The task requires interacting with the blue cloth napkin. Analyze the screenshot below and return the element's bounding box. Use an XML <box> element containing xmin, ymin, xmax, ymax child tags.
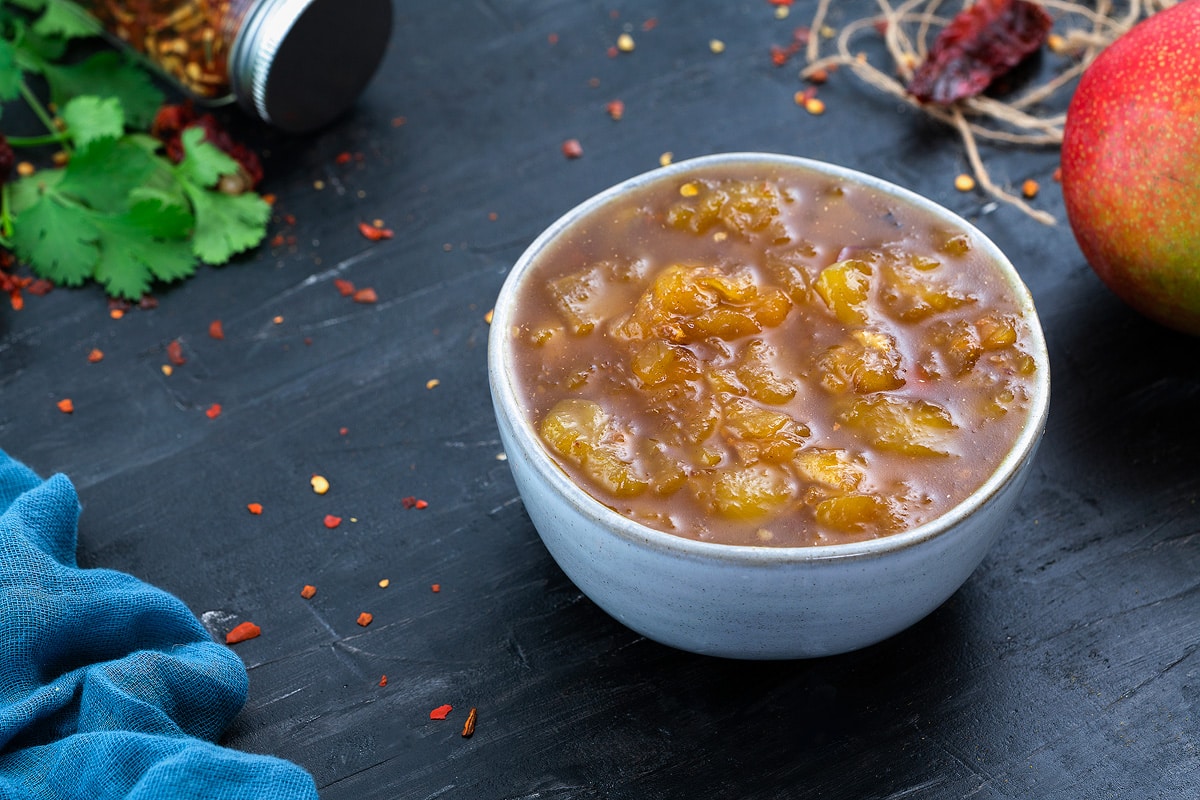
<box><xmin>0</xmin><ymin>450</ymin><xmax>318</xmax><ymax>799</ymax></box>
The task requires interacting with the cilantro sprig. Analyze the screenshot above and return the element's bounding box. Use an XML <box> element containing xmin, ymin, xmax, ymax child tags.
<box><xmin>0</xmin><ymin>0</ymin><xmax>271</xmax><ymax>300</ymax></box>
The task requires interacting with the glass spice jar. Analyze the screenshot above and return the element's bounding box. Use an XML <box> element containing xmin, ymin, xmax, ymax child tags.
<box><xmin>76</xmin><ymin>0</ymin><xmax>393</xmax><ymax>132</ymax></box>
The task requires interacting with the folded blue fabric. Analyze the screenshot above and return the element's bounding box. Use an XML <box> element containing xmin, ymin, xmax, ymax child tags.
<box><xmin>0</xmin><ymin>450</ymin><xmax>318</xmax><ymax>799</ymax></box>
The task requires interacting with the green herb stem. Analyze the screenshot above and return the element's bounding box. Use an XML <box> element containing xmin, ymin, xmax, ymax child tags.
<box><xmin>7</xmin><ymin>132</ymin><xmax>70</xmax><ymax>148</ymax></box>
<box><xmin>18</xmin><ymin>81</ymin><xmax>72</xmax><ymax>154</ymax></box>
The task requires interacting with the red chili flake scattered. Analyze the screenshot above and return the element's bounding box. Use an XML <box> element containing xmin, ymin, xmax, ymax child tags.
<box><xmin>56</xmin><ymin>398</ymin><xmax>74</xmax><ymax>414</ymax></box>
<box><xmin>166</xmin><ymin>339</ymin><xmax>186</xmax><ymax>366</ymax></box>
<box><xmin>300</xmin><ymin>584</ymin><xmax>317</xmax><ymax>599</ymax></box>
<box><xmin>353</xmin><ymin>288</ymin><xmax>378</xmax><ymax>304</ymax></box>
<box><xmin>26</xmin><ymin>279</ymin><xmax>51</xmax><ymax>296</ymax></box>
<box><xmin>429</xmin><ymin>704</ymin><xmax>453</xmax><ymax>720</ymax></box>
<box><xmin>247</xmin><ymin>502</ymin><xmax>263</xmax><ymax>515</ymax></box>
<box><xmin>431</xmin><ymin>583</ymin><xmax>441</xmax><ymax>593</ymax></box>
<box><xmin>334</xmin><ymin>278</ymin><xmax>356</xmax><ymax>296</ymax></box>
<box><xmin>357</xmin><ymin>612</ymin><xmax>373</xmax><ymax>627</ymax></box>
<box><xmin>323</xmin><ymin>514</ymin><xmax>343</xmax><ymax>529</ymax></box>
<box><xmin>606</xmin><ymin>45</ymin><xmax>618</xmax><ymax>58</ymax></box>
<box><xmin>768</xmin><ymin>0</ymin><xmax>794</xmax><ymax>6</ymax></box>
<box><xmin>392</xmin><ymin>116</ymin><xmax>407</xmax><ymax>127</ymax></box>
<box><xmin>641</xmin><ymin>17</ymin><xmax>658</xmax><ymax>31</ymax></box>
<box><xmin>270</xmin><ymin>233</ymin><xmax>286</xmax><ymax>248</ymax></box>
<box><xmin>461</xmin><ymin>707</ymin><xmax>477</xmax><ymax>738</ymax></box>
<box><xmin>379</xmin><ymin>675</ymin><xmax>388</xmax><ymax>687</ymax></box>
<box><xmin>152</xmin><ymin>102</ymin><xmax>263</xmax><ymax>189</ymax></box>
<box><xmin>487</xmin><ymin>211</ymin><xmax>498</xmax><ymax>221</ymax></box>
<box><xmin>209</xmin><ymin>319</ymin><xmax>225</xmax><ymax>340</ymax></box>
<box><xmin>906</xmin><ymin>0</ymin><xmax>1053</xmax><ymax>105</ymax></box>
<box><xmin>561</xmin><ymin>139</ymin><xmax>583</xmax><ymax>159</ymax></box>
<box><xmin>205</xmin><ymin>403</ymin><xmax>222</xmax><ymax>419</ymax></box>
<box><xmin>139</xmin><ymin>295</ymin><xmax>159</xmax><ymax>310</ymax></box>
<box><xmin>335</xmin><ymin>151</ymin><xmax>352</xmax><ymax>165</ymax></box>
<box><xmin>339</xmin><ymin>427</ymin><xmax>349</xmax><ymax>436</ymax></box>
<box><xmin>415</xmin><ymin>499</ymin><xmax>429</xmax><ymax>510</ymax></box>
<box><xmin>770</xmin><ymin>26</ymin><xmax>810</xmax><ymax>67</ymax></box>
<box><xmin>86</xmin><ymin>348</ymin><xmax>104</xmax><ymax>363</ymax></box>
<box><xmin>605</xmin><ymin>99</ymin><xmax>625</xmax><ymax>121</ymax></box>
<box><xmin>358</xmin><ymin>222</ymin><xmax>394</xmax><ymax>241</ymax></box>
<box><xmin>225</xmin><ymin>621</ymin><xmax>261</xmax><ymax>644</ymax></box>
<box><xmin>547</xmin><ymin>32</ymin><xmax>558</xmax><ymax>45</ymax></box>
<box><xmin>401</xmin><ymin>496</ymin><xmax>418</xmax><ymax>509</ymax></box>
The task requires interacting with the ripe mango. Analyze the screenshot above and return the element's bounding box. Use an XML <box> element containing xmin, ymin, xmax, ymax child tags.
<box><xmin>1060</xmin><ymin>1</ymin><xmax>1200</xmax><ymax>335</ymax></box>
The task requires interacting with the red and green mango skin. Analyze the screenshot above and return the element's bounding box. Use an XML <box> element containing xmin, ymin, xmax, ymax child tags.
<box><xmin>1061</xmin><ymin>0</ymin><xmax>1200</xmax><ymax>335</ymax></box>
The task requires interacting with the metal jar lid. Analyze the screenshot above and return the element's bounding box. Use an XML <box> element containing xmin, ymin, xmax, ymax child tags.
<box><xmin>230</xmin><ymin>0</ymin><xmax>393</xmax><ymax>133</ymax></box>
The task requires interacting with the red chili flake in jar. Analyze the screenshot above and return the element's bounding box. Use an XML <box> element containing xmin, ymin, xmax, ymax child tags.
<box><xmin>166</xmin><ymin>339</ymin><xmax>186</xmax><ymax>366</ymax></box>
<box><xmin>356</xmin><ymin>612</ymin><xmax>373</xmax><ymax>627</ymax></box>
<box><xmin>209</xmin><ymin>320</ymin><xmax>225</xmax><ymax>340</ymax></box>
<box><xmin>561</xmin><ymin>139</ymin><xmax>583</xmax><ymax>159</ymax></box>
<box><xmin>353</xmin><ymin>288</ymin><xmax>378</xmax><ymax>304</ymax></box>
<box><xmin>300</xmin><ymin>584</ymin><xmax>317</xmax><ymax>599</ymax></box>
<box><xmin>605</xmin><ymin>99</ymin><xmax>625</xmax><ymax>120</ymax></box>
<box><xmin>205</xmin><ymin>403</ymin><xmax>222</xmax><ymax>419</ymax></box>
<box><xmin>358</xmin><ymin>222</ymin><xmax>394</xmax><ymax>241</ymax></box>
<box><xmin>324</xmin><ymin>514</ymin><xmax>342</xmax><ymax>529</ymax></box>
<box><xmin>429</xmin><ymin>704</ymin><xmax>452</xmax><ymax>720</ymax></box>
<box><xmin>225</xmin><ymin>621</ymin><xmax>261</xmax><ymax>644</ymax></box>
<box><xmin>334</xmin><ymin>278</ymin><xmax>356</xmax><ymax>296</ymax></box>
<box><xmin>56</xmin><ymin>398</ymin><xmax>74</xmax><ymax>414</ymax></box>
<box><xmin>87</xmin><ymin>348</ymin><xmax>104</xmax><ymax>363</ymax></box>
<box><xmin>247</xmin><ymin>502</ymin><xmax>263</xmax><ymax>515</ymax></box>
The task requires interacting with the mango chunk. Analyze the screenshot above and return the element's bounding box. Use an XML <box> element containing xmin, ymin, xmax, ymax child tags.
<box><xmin>840</xmin><ymin>395</ymin><xmax>957</xmax><ymax>456</ymax></box>
<box><xmin>710</xmin><ymin>465</ymin><xmax>793</xmax><ymax>520</ymax></box>
<box><xmin>540</xmin><ymin>399</ymin><xmax>649</xmax><ymax>496</ymax></box>
<box><xmin>815</xmin><ymin>259</ymin><xmax>873</xmax><ymax>325</ymax></box>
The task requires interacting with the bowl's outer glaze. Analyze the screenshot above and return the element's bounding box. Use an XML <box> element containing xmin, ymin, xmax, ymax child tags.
<box><xmin>489</xmin><ymin>152</ymin><xmax>1051</xmax><ymax>660</ymax></box>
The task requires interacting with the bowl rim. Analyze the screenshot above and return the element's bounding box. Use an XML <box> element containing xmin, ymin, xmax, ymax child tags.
<box><xmin>488</xmin><ymin>151</ymin><xmax>1051</xmax><ymax>565</ymax></box>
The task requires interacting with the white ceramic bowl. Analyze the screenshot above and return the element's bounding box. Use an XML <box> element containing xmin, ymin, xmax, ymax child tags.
<box><xmin>488</xmin><ymin>153</ymin><xmax>1050</xmax><ymax>659</ymax></box>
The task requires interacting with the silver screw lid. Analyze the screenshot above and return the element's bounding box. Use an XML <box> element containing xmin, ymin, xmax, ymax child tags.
<box><xmin>231</xmin><ymin>0</ymin><xmax>393</xmax><ymax>133</ymax></box>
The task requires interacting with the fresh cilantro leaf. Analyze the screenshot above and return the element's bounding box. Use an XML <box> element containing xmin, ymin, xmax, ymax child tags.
<box><xmin>43</xmin><ymin>52</ymin><xmax>163</xmax><ymax>128</ymax></box>
<box><xmin>182</xmin><ymin>183</ymin><xmax>271</xmax><ymax>265</ymax></box>
<box><xmin>0</xmin><ymin>38</ymin><xmax>21</xmax><ymax>102</ymax></box>
<box><xmin>92</xmin><ymin>210</ymin><xmax>196</xmax><ymax>299</ymax></box>
<box><xmin>175</xmin><ymin>127</ymin><xmax>239</xmax><ymax>187</ymax></box>
<box><xmin>127</xmin><ymin>188</ymin><xmax>195</xmax><ymax>238</ymax></box>
<box><xmin>57</xmin><ymin>136</ymin><xmax>165</xmax><ymax>211</ymax></box>
<box><xmin>9</xmin><ymin>191</ymin><xmax>99</xmax><ymax>286</ymax></box>
<box><xmin>31</xmin><ymin>0</ymin><xmax>99</xmax><ymax>40</ymax></box>
<box><xmin>7</xmin><ymin>167</ymin><xmax>64</xmax><ymax>214</ymax></box>
<box><xmin>61</xmin><ymin>94</ymin><xmax>123</xmax><ymax>150</ymax></box>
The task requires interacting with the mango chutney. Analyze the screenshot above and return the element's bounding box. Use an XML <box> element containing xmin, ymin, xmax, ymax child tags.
<box><xmin>507</xmin><ymin>162</ymin><xmax>1039</xmax><ymax>547</ymax></box>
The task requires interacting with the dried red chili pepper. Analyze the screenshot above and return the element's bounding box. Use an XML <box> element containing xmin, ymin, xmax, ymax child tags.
<box><xmin>225</xmin><ymin>621</ymin><xmax>261</xmax><ymax>644</ymax></box>
<box><xmin>429</xmin><ymin>704</ymin><xmax>452</xmax><ymax>720</ymax></box>
<box><xmin>907</xmin><ymin>0</ymin><xmax>1053</xmax><ymax>105</ymax></box>
<box><xmin>153</xmin><ymin>102</ymin><xmax>264</xmax><ymax>189</ymax></box>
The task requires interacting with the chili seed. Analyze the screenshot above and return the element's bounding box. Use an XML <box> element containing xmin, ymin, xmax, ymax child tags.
<box><xmin>954</xmin><ymin>173</ymin><xmax>977</xmax><ymax>192</ymax></box>
<box><xmin>311</xmin><ymin>475</ymin><xmax>330</xmax><ymax>495</ymax></box>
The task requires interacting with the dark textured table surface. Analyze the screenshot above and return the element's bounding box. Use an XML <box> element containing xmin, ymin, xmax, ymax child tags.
<box><xmin>3</xmin><ymin>2</ymin><xmax>1198</xmax><ymax>798</ymax></box>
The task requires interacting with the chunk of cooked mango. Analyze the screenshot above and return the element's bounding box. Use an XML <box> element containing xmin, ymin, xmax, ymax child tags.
<box><xmin>540</xmin><ymin>399</ymin><xmax>649</xmax><ymax>496</ymax></box>
<box><xmin>840</xmin><ymin>395</ymin><xmax>957</xmax><ymax>456</ymax></box>
<box><xmin>880</xmin><ymin>261</ymin><xmax>975</xmax><ymax>322</ymax></box>
<box><xmin>814</xmin><ymin>493</ymin><xmax>902</xmax><ymax>534</ymax></box>
<box><xmin>735</xmin><ymin>339</ymin><xmax>797</xmax><ymax>404</ymax></box>
<box><xmin>817</xmin><ymin>329</ymin><xmax>906</xmax><ymax>394</ymax></box>
<box><xmin>709</xmin><ymin>465</ymin><xmax>793</xmax><ymax>520</ymax></box>
<box><xmin>631</xmin><ymin>340</ymin><xmax>700</xmax><ymax>387</ymax></box>
<box><xmin>793</xmin><ymin>448</ymin><xmax>867</xmax><ymax>492</ymax></box>
<box><xmin>815</xmin><ymin>259</ymin><xmax>873</xmax><ymax>325</ymax></box>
